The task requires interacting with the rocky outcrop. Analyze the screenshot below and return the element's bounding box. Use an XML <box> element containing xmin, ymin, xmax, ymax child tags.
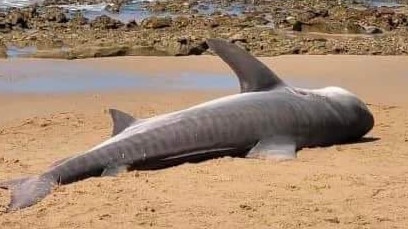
<box><xmin>90</xmin><ymin>15</ymin><xmax>124</xmax><ymax>30</ymax></box>
<box><xmin>4</xmin><ymin>9</ymin><xmax>30</xmax><ymax>29</ymax></box>
<box><xmin>155</xmin><ymin>38</ymin><xmax>208</xmax><ymax>56</ymax></box>
<box><xmin>31</xmin><ymin>45</ymin><xmax>130</xmax><ymax>59</ymax></box>
<box><xmin>42</xmin><ymin>7</ymin><xmax>68</xmax><ymax>23</ymax></box>
<box><xmin>1</xmin><ymin>0</ymin><xmax>408</xmax><ymax>58</ymax></box>
<box><xmin>0</xmin><ymin>20</ymin><xmax>12</xmax><ymax>33</ymax></box>
<box><xmin>141</xmin><ymin>16</ymin><xmax>172</xmax><ymax>29</ymax></box>
<box><xmin>293</xmin><ymin>18</ymin><xmax>366</xmax><ymax>34</ymax></box>
<box><xmin>29</xmin><ymin>40</ymin><xmax>210</xmax><ymax>59</ymax></box>
<box><xmin>69</xmin><ymin>12</ymin><xmax>89</xmax><ymax>26</ymax></box>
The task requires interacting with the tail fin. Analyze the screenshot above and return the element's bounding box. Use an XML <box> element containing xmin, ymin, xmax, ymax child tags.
<box><xmin>0</xmin><ymin>175</ymin><xmax>55</xmax><ymax>212</ymax></box>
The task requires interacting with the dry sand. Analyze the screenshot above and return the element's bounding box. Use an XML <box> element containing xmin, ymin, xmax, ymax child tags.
<box><xmin>0</xmin><ymin>55</ymin><xmax>407</xmax><ymax>228</ymax></box>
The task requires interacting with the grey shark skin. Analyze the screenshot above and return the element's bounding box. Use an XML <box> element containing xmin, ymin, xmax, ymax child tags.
<box><xmin>0</xmin><ymin>39</ymin><xmax>374</xmax><ymax>211</ymax></box>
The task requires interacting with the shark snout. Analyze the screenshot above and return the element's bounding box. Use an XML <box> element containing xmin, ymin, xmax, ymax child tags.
<box><xmin>353</xmin><ymin>102</ymin><xmax>375</xmax><ymax>138</ymax></box>
<box><xmin>361</xmin><ymin>106</ymin><xmax>374</xmax><ymax>134</ymax></box>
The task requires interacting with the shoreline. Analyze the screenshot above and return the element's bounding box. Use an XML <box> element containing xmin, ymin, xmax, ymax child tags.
<box><xmin>1</xmin><ymin>55</ymin><xmax>407</xmax><ymax>105</ymax></box>
<box><xmin>2</xmin><ymin>1</ymin><xmax>408</xmax><ymax>58</ymax></box>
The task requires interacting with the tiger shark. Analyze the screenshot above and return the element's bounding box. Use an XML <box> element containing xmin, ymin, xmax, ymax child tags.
<box><xmin>0</xmin><ymin>38</ymin><xmax>374</xmax><ymax>211</ymax></box>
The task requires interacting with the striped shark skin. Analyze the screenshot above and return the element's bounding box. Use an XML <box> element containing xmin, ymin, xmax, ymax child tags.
<box><xmin>0</xmin><ymin>38</ymin><xmax>374</xmax><ymax>211</ymax></box>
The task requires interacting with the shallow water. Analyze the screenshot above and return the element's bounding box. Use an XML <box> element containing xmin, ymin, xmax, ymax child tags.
<box><xmin>0</xmin><ymin>0</ymin><xmax>39</xmax><ymax>8</ymax></box>
<box><xmin>1</xmin><ymin>0</ymin><xmax>404</xmax><ymax>25</ymax></box>
<box><xmin>6</xmin><ymin>46</ymin><xmax>37</xmax><ymax>58</ymax></box>
<box><xmin>63</xmin><ymin>1</ymin><xmax>249</xmax><ymax>23</ymax></box>
<box><xmin>0</xmin><ymin>59</ymin><xmax>320</xmax><ymax>93</ymax></box>
<box><xmin>357</xmin><ymin>0</ymin><xmax>404</xmax><ymax>7</ymax></box>
<box><xmin>1</xmin><ymin>0</ymin><xmax>405</xmax><ymax>9</ymax></box>
<box><xmin>0</xmin><ymin>60</ymin><xmax>238</xmax><ymax>92</ymax></box>
<box><xmin>0</xmin><ymin>0</ymin><xmax>250</xmax><ymax>22</ymax></box>
<box><xmin>61</xmin><ymin>1</ymin><xmax>154</xmax><ymax>22</ymax></box>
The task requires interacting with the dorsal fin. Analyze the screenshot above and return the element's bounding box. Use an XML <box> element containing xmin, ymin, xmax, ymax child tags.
<box><xmin>206</xmin><ymin>38</ymin><xmax>285</xmax><ymax>93</ymax></box>
<box><xmin>109</xmin><ymin>109</ymin><xmax>136</xmax><ymax>136</ymax></box>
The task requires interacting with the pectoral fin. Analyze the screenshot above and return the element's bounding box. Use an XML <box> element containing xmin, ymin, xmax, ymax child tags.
<box><xmin>101</xmin><ymin>165</ymin><xmax>130</xmax><ymax>177</ymax></box>
<box><xmin>246</xmin><ymin>137</ymin><xmax>297</xmax><ymax>161</ymax></box>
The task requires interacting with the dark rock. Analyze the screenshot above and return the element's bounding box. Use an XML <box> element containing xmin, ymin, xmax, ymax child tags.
<box><xmin>187</xmin><ymin>41</ymin><xmax>208</xmax><ymax>55</ymax></box>
<box><xmin>149</xmin><ymin>2</ymin><xmax>166</xmax><ymax>13</ymax></box>
<box><xmin>105</xmin><ymin>0</ymin><xmax>127</xmax><ymax>13</ymax></box>
<box><xmin>241</xmin><ymin>15</ymin><xmax>270</xmax><ymax>27</ymax></box>
<box><xmin>210</xmin><ymin>10</ymin><xmax>222</xmax><ymax>16</ymax></box>
<box><xmin>42</xmin><ymin>7</ymin><xmax>68</xmax><ymax>23</ymax></box>
<box><xmin>364</xmin><ymin>26</ymin><xmax>382</xmax><ymax>34</ymax></box>
<box><xmin>375</xmin><ymin>7</ymin><xmax>395</xmax><ymax>17</ymax></box>
<box><xmin>212</xmin><ymin>15</ymin><xmax>240</xmax><ymax>28</ymax></box>
<box><xmin>0</xmin><ymin>20</ymin><xmax>12</xmax><ymax>33</ymax></box>
<box><xmin>229</xmin><ymin>33</ymin><xmax>247</xmax><ymax>43</ymax></box>
<box><xmin>167</xmin><ymin>38</ymin><xmax>192</xmax><ymax>56</ymax></box>
<box><xmin>105</xmin><ymin>4</ymin><xmax>121</xmax><ymax>13</ymax></box>
<box><xmin>141</xmin><ymin>16</ymin><xmax>172</xmax><ymax>29</ymax></box>
<box><xmin>332</xmin><ymin>45</ymin><xmax>346</xmax><ymax>54</ymax></box>
<box><xmin>70</xmin><ymin>12</ymin><xmax>88</xmax><ymax>26</ymax></box>
<box><xmin>156</xmin><ymin>38</ymin><xmax>207</xmax><ymax>56</ymax></box>
<box><xmin>204</xmin><ymin>18</ymin><xmax>219</xmax><ymax>28</ymax></box>
<box><xmin>290</xmin><ymin>46</ymin><xmax>302</xmax><ymax>54</ymax></box>
<box><xmin>316</xmin><ymin>9</ymin><xmax>329</xmax><ymax>17</ymax></box>
<box><xmin>292</xmin><ymin>20</ymin><xmax>303</xmax><ymax>31</ymax></box>
<box><xmin>297</xmin><ymin>9</ymin><xmax>323</xmax><ymax>22</ymax></box>
<box><xmin>90</xmin><ymin>15</ymin><xmax>124</xmax><ymax>29</ymax></box>
<box><xmin>173</xmin><ymin>16</ymin><xmax>190</xmax><ymax>28</ymax></box>
<box><xmin>7</xmin><ymin>10</ymin><xmax>29</xmax><ymax>29</ymax></box>
<box><xmin>343</xmin><ymin>22</ymin><xmax>365</xmax><ymax>34</ymax></box>
<box><xmin>126</xmin><ymin>20</ymin><xmax>138</xmax><ymax>29</ymax></box>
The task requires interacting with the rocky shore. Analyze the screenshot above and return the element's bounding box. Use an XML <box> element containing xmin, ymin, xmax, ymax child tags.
<box><xmin>1</xmin><ymin>0</ymin><xmax>408</xmax><ymax>58</ymax></box>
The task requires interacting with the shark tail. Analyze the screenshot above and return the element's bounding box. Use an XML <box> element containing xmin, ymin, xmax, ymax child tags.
<box><xmin>0</xmin><ymin>175</ymin><xmax>55</xmax><ymax>212</ymax></box>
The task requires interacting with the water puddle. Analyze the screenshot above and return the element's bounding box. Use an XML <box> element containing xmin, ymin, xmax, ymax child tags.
<box><xmin>0</xmin><ymin>0</ymin><xmax>41</xmax><ymax>9</ymax></box>
<box><xmin>191</xmin><ymin>2</ymin><xmax>249</xmax><ymax>16</ymax></box>
<box><xmin>357</xmin><ymin>0</ymin><xmax>405</xmax><ymax>7</ymax></box>
<box><xmin>0</xmin><ymin>59</ymin><xmax>319</xmax><ymax>93</ymax></box>
<box><xmin>6</xmin><ymin>46</ymin><xmax>37</xmax><ymax>58</ymax></box>
<box><xmin>61</xmin><ymin>2</ymin><xmax>153</xmax><ymax>22</ymax></box>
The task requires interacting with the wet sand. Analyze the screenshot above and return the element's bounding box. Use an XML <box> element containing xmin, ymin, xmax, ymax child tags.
<box><xmin>0</xmin><ymin>55</ymin><xmax>407</xmax><ymax>228</ymax></box>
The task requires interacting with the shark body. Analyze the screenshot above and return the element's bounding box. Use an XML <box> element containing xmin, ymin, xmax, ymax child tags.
<box><xmin>0</xmin><ymin>39</ymin><xmax>374</xmax><ymax>211</ymax></box>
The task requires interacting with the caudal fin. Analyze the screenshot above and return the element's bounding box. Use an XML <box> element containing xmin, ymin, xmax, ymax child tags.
<box><xmin>0</xmin><ymin>175</ymin><xmax>55</xmax><ymax>212</ymax></box>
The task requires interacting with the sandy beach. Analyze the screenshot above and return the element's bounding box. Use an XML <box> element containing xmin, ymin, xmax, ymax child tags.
<box><xmin>0</xmin><ymin>55</ymin><xmax>407</xmax><ymax>228</ymax></box>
